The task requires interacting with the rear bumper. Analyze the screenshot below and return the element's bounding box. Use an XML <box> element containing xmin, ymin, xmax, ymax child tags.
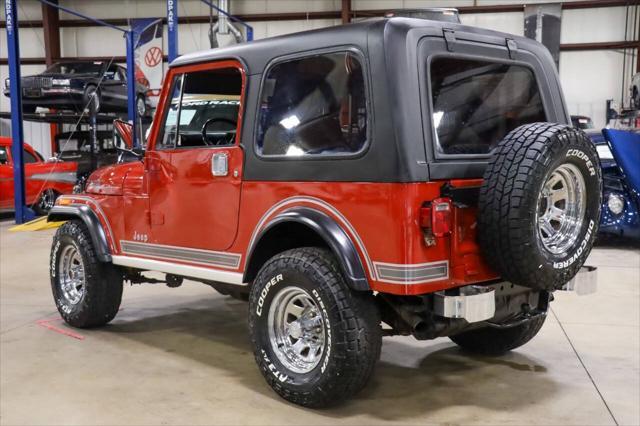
<box><xmin>434</xmin><ymin>266</ymin><xmax>598</xmax><ymax>323</ymax></box>
<box><xmin>3</xmin><ymin>88</ymin><xmax>84</xmax><ymax>106</ymax></box>
<box><xmin>561</xmin><ymin>265</ymin><xmax>598</xmax><ymax>295</ymax></box>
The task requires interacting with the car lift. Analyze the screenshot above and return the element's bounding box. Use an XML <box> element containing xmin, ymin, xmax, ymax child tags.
<box><xmin>6</xmin><ymin>0</ymin><xmax>252</xmax><ymax>224</ymax></box>
<box><xmin>4</xmin><ymin>0</ymin><xmax>140</xmax><ymax>224</ymax></box>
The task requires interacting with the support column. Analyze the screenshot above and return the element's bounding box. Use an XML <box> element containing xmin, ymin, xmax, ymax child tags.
<box><xmin>341</xmin><ymin>0</ymin><xmax>351</xmax><ymax>24</ymax></box>
<box><xmin>5</xmin><ymin>0</ymin><xmax>34</xmax><ymax>223</ymax></box>
<box><xmin>42</xmin><ymin>0</ymin><xmax>61</xmax><ymax>157</ymax></box>
<box><xmin>42</xmin><ymin>0</ymin><xmax>60</xmax><ymax>66</ymax></box>
<box><xmin>126</xmin><ymin>31</ymin><xmax>138</xmax><ymax>148</ymax></box>
<box><xmin>168</xmin><ymin>0</ymin><xmax>179</xmax><ymax>62</ymax></box>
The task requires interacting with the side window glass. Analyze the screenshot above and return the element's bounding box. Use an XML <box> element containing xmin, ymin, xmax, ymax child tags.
<box><xmin>257</xmin><ymin>51</ymin><xmax>368</xmax><ymax>157</ymax></box>
<box><xmin>177</xmin><ymin>68</ymin><xmax>242</xmax><ymax>148</ymax></box>
<box><xmin>23</xmin><ymin>149</ymin><xmax>38</xmax><ymax>164</ymax></box>
<box><xmin>105</xmin><ymin>66</ymin><xmax>118</xmax><ymax>80</ymax></box>
<box><xmin>0</xmin><ymin>147</ymin><xmax>8</xmax><ymax>165</ymax></box>
<box><xmin>156</xmin><ymin>75</ymin><xmax>183</xmax><ymax>150</ymax></box>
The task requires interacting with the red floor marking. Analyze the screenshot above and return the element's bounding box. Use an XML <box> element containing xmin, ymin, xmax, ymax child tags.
<box><xmin>36</xmin><ymin>318</ymin><xmax>85</xmax><ymax>340</ymax></box>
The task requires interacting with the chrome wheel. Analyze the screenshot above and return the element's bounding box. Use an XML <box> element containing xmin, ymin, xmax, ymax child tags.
<box><xmin>38</xmin><ymin>189</ymin><xmax>57</xmax><ymax>212</ymax></box>
<box><xmin>267</xmin><ymin>287</ymin><xmax>326</xmax><ymax>374</ymax></box>
<box><xmin>536</xmin><ymin>163</ymin><xmax>587</xmax><ymax>255</ymax></box>
<box><xmin>58</xmin><ymin>244</ymin><xmax>86</xmax><ymax>305</ymax></box>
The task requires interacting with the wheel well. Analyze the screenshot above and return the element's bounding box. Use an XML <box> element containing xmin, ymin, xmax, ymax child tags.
<box><xmin>244</xmin><ymin>222</ymin><xmax>328</xmax><ymax>284</ymax></box>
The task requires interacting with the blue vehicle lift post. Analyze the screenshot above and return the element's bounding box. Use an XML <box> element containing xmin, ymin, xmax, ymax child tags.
<box><xmin>4</xmin><ymin>0</ymin><xmax>33</xmax><ymax>224</ymax></box>
<box><xmin>5</xmin><ymin>1</ymin><xmax>141</xmax><ymax>224</ymax></box>
<box><xmin>167</xmin><ymin>0</ymin><xmax>179</xmax><ymax>62</ymax></box>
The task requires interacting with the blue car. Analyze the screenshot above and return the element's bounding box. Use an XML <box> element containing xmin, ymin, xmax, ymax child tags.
<box><xmin>590</xmin><ymin>128</ymin><xmax>640</xmax><ymax>239</ymax></box>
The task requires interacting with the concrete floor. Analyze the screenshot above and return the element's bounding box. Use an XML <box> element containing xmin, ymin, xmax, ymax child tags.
<box><xmin>1</xmin><ymin>218</ymin><xmax>638</xmax><ymax>426</ymax></box>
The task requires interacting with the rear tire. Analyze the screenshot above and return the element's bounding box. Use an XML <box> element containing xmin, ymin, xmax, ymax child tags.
<box><xmin>248</xmin><ymin>247</ymin><xmax>381</xmax><ymax>408</ymax></box>
<box><xmin>450</xmin><ymin>315</ymin><xmax>547</xmax><ymax>356</ymax></box>
<box><xmin>50</xmin><ymin>220</ymin><xmax>122</xmax><ymax>328</ymax></box>
<box><xmin>478</xmin><ymin>123</ymin><xmax>602</xmax><ymax>291</ymax></box>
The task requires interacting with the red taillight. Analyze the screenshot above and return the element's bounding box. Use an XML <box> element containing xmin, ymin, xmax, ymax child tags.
<box><xmin>431</xmin><ymin>198</ymin><xmax>452</xmax><ymax>237</ymax></box>
<box><xmin>419</xmin><ymin>198</ymin><xmax>453</xmax><ymax>238</ymax></box>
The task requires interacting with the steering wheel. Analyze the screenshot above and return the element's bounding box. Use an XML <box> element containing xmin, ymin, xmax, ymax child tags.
<box><xmin>201</xmin><ymin>117</ymin><xmax>238</xmax><ymax>146</ymax></box>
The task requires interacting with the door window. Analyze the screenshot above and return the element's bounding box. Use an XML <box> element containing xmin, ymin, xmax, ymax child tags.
<box><xmin>23</xmin><ymin>149</ymin><xmax>39</xmax><ymax>163</ymax></box>
<box><xmin>177</xmin><ymin>68</ymin><xmax>242</xmax><ymax>148</ymax></box>
<box><xmin>257</xmin><ymin>51</ymin><xmax>368</xmax><ymax>157</ymax></box>
<box><xmin>429</xmin><ymin>57</ymin><xmax>546</xmax><ymax>155</ymax></box>
<box><xmin>156</xmin><ymin>75</ymin><xmax>183</xmax><ymax>150</ymax></box>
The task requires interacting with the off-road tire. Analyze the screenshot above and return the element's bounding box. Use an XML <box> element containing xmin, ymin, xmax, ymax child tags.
<box><xmin>478</xmin><ymin>122</ymin><xmax>602</xmax><ymax>291</ymax></box>
<box><xmin>450</xmin><ymin>315</ymin><xmax>547</xmax><ymax>355</ymax></box>
<box><xmin>50</xmin><ymin>220</ymin><xmax>122</xmax><ymax>328</ymax></box>
<box><xmin>248</xmin><ymin>247</ymin><xmax>381</xmax><ymax>408</ymax></box>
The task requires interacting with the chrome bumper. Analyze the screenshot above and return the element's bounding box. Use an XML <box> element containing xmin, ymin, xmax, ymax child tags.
<box><xmin>434</xmin><ymin>285</ymin><xmax>496</xmax><ymax>323</ymax></box>
<box><xmin>561</xmin><ymin>265</ymin><xmax>598</xmax><ymax>295</ymax></box>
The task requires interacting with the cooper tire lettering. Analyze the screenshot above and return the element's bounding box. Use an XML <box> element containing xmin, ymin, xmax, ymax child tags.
<box><xmin>256</xmin><ymin>273</ymin><xmax>283</xmax><ymax>316</ymax></box>
<box><xmin>566</xmin><ymin>148</ymin><xmax>596</xmax><ymax>176</ymax></box>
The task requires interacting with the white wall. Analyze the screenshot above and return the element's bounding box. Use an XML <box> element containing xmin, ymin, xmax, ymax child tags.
<box><xmin>0</xmin><ymin>0</ymin><xmax>637</xmax><ymax>147</ymax></box>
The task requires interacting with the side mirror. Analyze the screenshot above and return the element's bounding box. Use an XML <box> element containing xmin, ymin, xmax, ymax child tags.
<box><xmin>113</xmin><ymin>119</ymin><xmax>143</xmax><ymax>161</ymax></box>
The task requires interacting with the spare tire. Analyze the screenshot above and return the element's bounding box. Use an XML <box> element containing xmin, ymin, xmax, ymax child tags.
<box><xmin>478</xmin><ymin>122</ymin><xmax>602</xmax><ymax>291</ymax></box>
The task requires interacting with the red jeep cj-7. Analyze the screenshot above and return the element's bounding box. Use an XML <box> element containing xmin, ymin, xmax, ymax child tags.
<box><xmin>48</xmin><ymin>18</ymin><xmax>601</xmax><ymax>407</ymax></box>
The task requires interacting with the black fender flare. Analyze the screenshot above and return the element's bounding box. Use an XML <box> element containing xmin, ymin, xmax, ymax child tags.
<box><xmin>48</xmin><ymin>205</ymin><xmax>112</xmax><ymax>262</ymax></box>
<box><xmin>245</xmin><ymin>207</ymin><xmax>369</xmax><ymax>291</ymax></box>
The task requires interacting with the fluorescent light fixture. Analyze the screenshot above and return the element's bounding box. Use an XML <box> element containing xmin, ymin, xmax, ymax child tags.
<box><xmin>280</xmin><ymin>115</ymin><xmax>301</xmax><ymax>130</ymax></box>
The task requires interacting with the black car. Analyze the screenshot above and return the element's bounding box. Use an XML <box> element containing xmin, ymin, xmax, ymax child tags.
<box><xmin>3</xmin><ymin>61</ymin><xmax>150</xmax><ymax>116</ymax></box>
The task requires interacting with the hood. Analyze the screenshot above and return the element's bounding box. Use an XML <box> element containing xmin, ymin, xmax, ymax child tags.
<box><xmin>85</xmin><ymin>163</ymin><xmax>130</xmax><ymax>196</ymax></box>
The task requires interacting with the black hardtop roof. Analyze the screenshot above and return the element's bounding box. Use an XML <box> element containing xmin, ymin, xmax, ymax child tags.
<box><xmin>170</xmin><ymin>17</ymin><xmax>542</xmax><ymax>74</ymax></box>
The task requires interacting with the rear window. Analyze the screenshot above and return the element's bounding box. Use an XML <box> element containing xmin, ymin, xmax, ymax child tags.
<box><xmin>257</xmin><ymin>51</ymin><xmax>367</xmax><ymax>157</ymax></box>
<box><xmin>430</xmin><ymin>57</ymin><xmax>546</xmax><ymax>155</ymax></box>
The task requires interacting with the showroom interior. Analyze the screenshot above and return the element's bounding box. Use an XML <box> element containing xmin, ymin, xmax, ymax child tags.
<box><xmin>0</xmin><ymin>0</ymin><xmax>639</xmax><ymax>424</ymax></box>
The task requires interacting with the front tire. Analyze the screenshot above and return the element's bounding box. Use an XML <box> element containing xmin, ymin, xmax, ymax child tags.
<box><xmin>50</xmin><ymin>220</ymin><xmax>123</xmax><ymax>328</ymax></box>
<box><xmin>248</xmin><ymin>247</ymin><xmax>381</xmax><ymax>408</ymax></box>
<box><xmin>450</xmin><ymin>315</ymin><xmax>547</xmax><ymax>356</ymax></box>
